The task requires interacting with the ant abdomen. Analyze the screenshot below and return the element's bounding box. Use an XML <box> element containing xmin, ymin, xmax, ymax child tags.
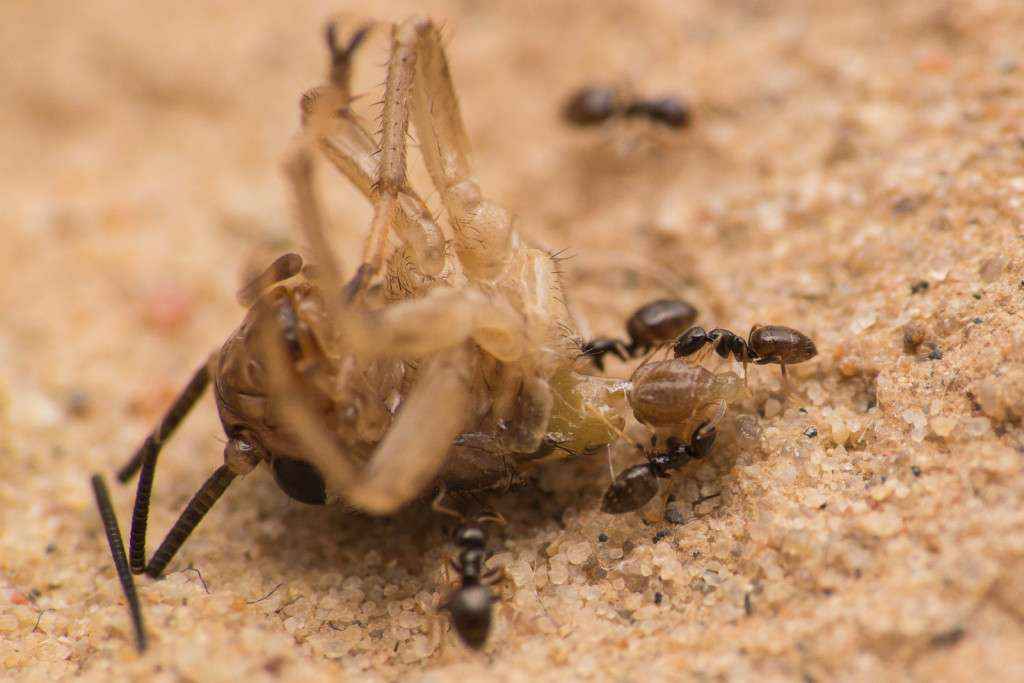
<box><xmin>562</xmin><ymin>86</ymin><xmax>618</xmax><ymax>126</ymax></box>
<box><xmin>626</xmin><ymin>298</ymin><xmax>698</xmax><ymax>355</ymax></box>
<box><xmin>628</xmin><ymin>361</ymin><xmax>742</xmax><ymax>428</ymax></box>
<box><xmin>601</xmin><ymin>463</ymin><xmax>661</xmax><ymax>514</ymax></box>
<box><xmin>583</xmin><ymin>298</ymin><xmax>698</xmax><ymax>370</ymax></box>
<box><xmin>447</xmin><ymin>584</ymin><xmax>493</xmax><ymax>650</ymax></box>
<box><xmin>749</xmin><ymin>325</ymin><xmax>817</xmax><ymax>365</ymax></box>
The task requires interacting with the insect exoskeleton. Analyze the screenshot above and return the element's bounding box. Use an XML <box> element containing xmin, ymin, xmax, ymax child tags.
<box><xmin>626</xmin><ymin>359</ymin><xmax>744</xmax><ymax>432</ymax></box>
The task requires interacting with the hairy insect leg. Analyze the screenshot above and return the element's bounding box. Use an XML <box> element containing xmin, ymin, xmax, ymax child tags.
<box><xmin>393</xmin><ymin>16</ymin><xmax>516</xmax><ymax>281</ymax></box>
<box><xmin>342</xmin><ymin>287</ymin><xmax>525</xmax><ymax>362</ymax></box>
<box><xmin>302</xmin><ymin>21</ymin><xmax>446</xmax><ymax>287</ymax></box>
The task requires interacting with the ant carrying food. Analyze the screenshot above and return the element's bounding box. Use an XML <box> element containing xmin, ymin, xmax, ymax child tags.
<box><xmin>582</xmin><ymin>298</ymin><xmax>698</xmax><ymax>370</ymax></box>
<box><xmin>563</xmin><ymin>86</ymin><xmax>692</xmax><ymax>129</ymax></box>
<box><xmin>673</xmin><ymin>324</ymin><xmax>817</xmax><ymax>384</ymax></box>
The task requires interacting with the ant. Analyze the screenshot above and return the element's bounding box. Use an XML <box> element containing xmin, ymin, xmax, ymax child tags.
<box><xmin>562</xmin><ymin>86</ymin><xmax>692</xmax><ymax>129</ymax></box>
<box><xmin>582</xmin><ymin>298</ymin><xmax>698</xmax><ymax>370</ymax></box>
<box><xmin>601</xmin><ymin>421</ymin><xmax>717</xmax><ymax>514</ymax></box>
<box><xmin>672</xmin><ymin>324</ymin><xmax>817</xmax><ymax>384</ymax></box>
<box><xmin>434</xmin><ymin>496</ymin><xmax>504</xmax><ymax>650</ymax></box>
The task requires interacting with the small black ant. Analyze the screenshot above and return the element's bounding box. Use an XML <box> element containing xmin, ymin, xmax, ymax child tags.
<box><xmin>672</xmin><ymin>324</ymin><xmax>817</xmax><ymax>383</ymax></box>
<box><xmin>563</xmin><ymin>86</ymin><xmax>692</xmax><ymax>129</ymax></box>
<box><xmin>434</xmin><ymin>499</ymin><xmax>504</xmax><ymax>650</ymax></box>
<box><xmin>601</xmin><ymin>422</ymin><xmax>716</xmax><ymax>514</ymax></box>
<box><xmin>583</xmin><ymin>298</ymin><xmax>698</xmax><ymax>370</ymax></box>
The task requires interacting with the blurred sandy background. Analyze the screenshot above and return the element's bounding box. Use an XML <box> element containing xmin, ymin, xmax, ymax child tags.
<box><xmin>3</xmin><ymin>1</ymin><xmax>1024</xmax><ymax>681</ymax></box>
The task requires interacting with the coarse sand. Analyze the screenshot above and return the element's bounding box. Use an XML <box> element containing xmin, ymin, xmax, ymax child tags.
<box><xmin>3</xmin><ymin>1</ymin><xmax>1024</xmax><ymax>681</ymax></box>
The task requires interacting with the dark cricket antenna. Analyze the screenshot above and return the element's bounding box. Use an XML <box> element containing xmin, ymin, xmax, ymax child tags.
<box><xmin>91</xmin><ymin>475</ymin><xmax>147</xmax><ymax>652</ymax></box>
<box><xmin>143</xmin><ymin>465</ymin><xmax>237</xmax><ymax>578</ymax></box>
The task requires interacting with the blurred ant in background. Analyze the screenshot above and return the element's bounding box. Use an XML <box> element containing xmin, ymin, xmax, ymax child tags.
<box><xmin>563</xmin><ymin>85</ymin><xmax>692</xmax><ymax>129</ymax></box>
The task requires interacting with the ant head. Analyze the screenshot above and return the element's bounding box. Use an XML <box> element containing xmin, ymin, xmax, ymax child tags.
<box><xmin>455</xmin><ymin>524</ymin><xmax>486</xmax><ymax>550</ymax></box>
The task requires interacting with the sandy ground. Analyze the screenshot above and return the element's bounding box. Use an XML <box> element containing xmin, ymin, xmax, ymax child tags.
<box><xmin>3</xmin><ymin>0</ymin><xmax>1024</xmax><ymax>681</ymax></box>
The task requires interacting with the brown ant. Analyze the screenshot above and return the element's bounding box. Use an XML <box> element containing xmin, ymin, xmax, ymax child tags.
<box><xmin>563</xmin><ymin>86</ymin><xmax>692</xmax><ymax>129</ymax></box>
<box><xmin>582</xmin><ymin>298</ymin><xmax>698</xmax><ymax>370</ymax></box>
<box><xmin>673</xmin><ymin>324</ymin><xmax>817</xmax><ymax>383</ymax></box>
<box><xmin>601</xmin><ymin>422</ymin><xmax>717</xmax><ymax>514</ymax></box>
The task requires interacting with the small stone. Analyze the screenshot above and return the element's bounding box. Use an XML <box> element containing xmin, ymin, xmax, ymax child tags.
<box><xmin>597</xmin><ymin>533</ymin><xmax>608</xmax><ymax>543</ymax></box>
<box><xmin>803</xmin><ymin>426</ymin><xmax>818</xmax><ymax>438</ymax></box>
<box><xmin>962</xmin><ymin>416</ymin><xmax>991</xmax><ymax>438</ymax></box>
<box><xmin>859</xmin><ymin>511</ymin><xmax>902</xmax><ymax>537</ymax></box>
<box><xmin>902</xmin><ymin>322</ymin><xmax>927</xmax><ymax>353</ymax></box>
<box><xmin>930</xmin><ymin>415</ymin><xmax>957</xmax><ymax>438</ymax></box>
<box><xmin>764</xmin><ymin>399</ymin><xmax>782</xmax><ymax>419</ymax></box>
<box><xmin>901</xmin><ymin>408</ymin><xmax>927</xmax><ymax>443</ymax></box>
<box><xmin>828</xmin><ymin>415</ymin><xmax>850</xmax><ymax>445</ymax></box>
<box><xmin>910</xmin><ymin>280</ymin><xmax>929</xmax><ymax>294</ymax></box>
<box><xmin>979</xmin><ymin>256</ymin><xmax>1005</xmax><ymax>283</ymax></box>
<box><xmin>507</xmin><ymin>560</ymin><xmax>534</xmax><ymax>588</ymax></box>
<box><xmin>850</xmin><ymin>309</ymin><xmax>876</xmax><ymax>334</ymax></box>
<box><xmin>566</xmin><ymin>541</ymin><xmax>592</xmax><ymax>566</ymax></box>
<box><xmin>548</xmin><ymin>559</ymin><xmax>569</xmax><ymax>585</ymax></box>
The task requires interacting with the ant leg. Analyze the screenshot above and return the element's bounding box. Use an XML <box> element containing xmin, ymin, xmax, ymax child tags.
<box><xmin>779</xmin><ymin>363</ymin><xmax>793</xmax><ymax>397</ymax></box>
<box><xmin>481</xmin><ymin>566</ymin><xmax>505</xmax><ymax>585</ymax></box>
<box><xmin>696</xmin><ymin>399</ymin><xmax>727</xmax><ymax>434</ymax></box>
<box><xmin>341</xmin><ymin>288</ymin><xmax>524</xmax><ymax>362</ymax></box>
<box><xmin>91</xmin><ymin>475</ymin><xmax>147</xmax><ymax>652</ymax></box>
